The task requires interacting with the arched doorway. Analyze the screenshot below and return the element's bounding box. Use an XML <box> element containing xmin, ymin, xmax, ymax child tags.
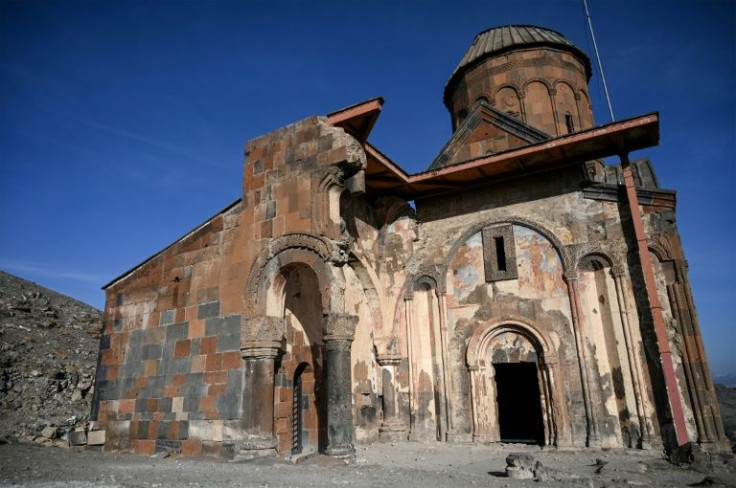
<box><xmin>467</xmin><ymin>323</ymin><xmax>555</xmax><ymax>446</ymax></box>
<box><xmin>493</xmin><ymin>356</ymin><xmax>545</xmax><ymax>444</ymax></box>
<box><xmin>271</xmin><ymin>265</ymin><xmax>326</xmax><ymax>457</ymax></box>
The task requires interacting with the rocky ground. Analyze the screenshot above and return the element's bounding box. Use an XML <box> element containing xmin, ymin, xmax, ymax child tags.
<box><xmin>0</xmin><ymin>271</ymin><xmax>102</xmax><ymax>446</ymax></box>
<box><xmin>0</xmin><ymin>441</ymin><xmax>735</xmax><ymax>488</ymax></box>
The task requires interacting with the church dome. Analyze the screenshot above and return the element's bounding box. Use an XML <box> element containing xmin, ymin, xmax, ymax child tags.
<box><xmin>444</xmin><ymin>25</ymin><xmax>594</xmax><ymax>136</ymax></box>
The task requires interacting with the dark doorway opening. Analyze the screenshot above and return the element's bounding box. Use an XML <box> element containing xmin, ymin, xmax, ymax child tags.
<box><xmin>494</xmin><ymin>362</ymin><xmax>545</xmax><ymax>445</ymax></box>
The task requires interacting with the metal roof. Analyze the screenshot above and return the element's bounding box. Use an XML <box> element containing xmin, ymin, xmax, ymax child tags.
<box><xmin>444</xmin><ymin>25</ymin><xmax>592</xmax><ymax>107</ymax></box>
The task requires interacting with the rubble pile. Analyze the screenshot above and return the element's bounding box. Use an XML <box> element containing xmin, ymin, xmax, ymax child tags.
<box><xmin>0</xmin><ymin>270</ymin><xmax>102</xmax><ymax>447</ymax></box>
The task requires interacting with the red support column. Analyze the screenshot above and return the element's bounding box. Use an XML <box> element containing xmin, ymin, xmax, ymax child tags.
<box><xmin>620</xmin><ymin>152</ymin><xmax>688</xmax><ymax>446</ymax></box>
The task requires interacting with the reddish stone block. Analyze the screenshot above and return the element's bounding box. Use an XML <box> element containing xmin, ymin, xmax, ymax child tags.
<box><xmin>133</xmin><ymin>439</ymin><xmax>156</xmax><ymax>455</ymax></box>
<box><xmin>205</xmin><ymin>354</ymin><xmax>222</xmax><ymax>371</ymax></box>
<box><xmin>147</xmin><ymin>420</ymin><xmax>158</xmax><ymax>438</ymax></box>
<box><xmin>119</xmin><ymin>399</ymin><xmax>135</xmax><ymax>414</ymax></box>
<box><xmin>167</xmin><ymin>421</ymin><xmax>180</xmax><ymax>439</ymax></box>
<box><xmin>188</xmin><ymin>319</ymin><xmax>205</xmax><ymax>339</ymax></box>
<box><xmin>221</xmin><ymin>351</ymin><xmax>241</xmax><ymax>370</ymax></box>
<box><xmin>174</xmin><ymin>339</ymin><xmax>191</xmax><ymax>358</ymax></box>
<box><xmin>147</xmin><ymin>398</ymin><xmax>159</xmax><ymax>413</ymax></box>
<box><xmin>208</xmin><ymin>384</ymin><xmax>226</xmax><ymax>396</ymax></box>
<box><xmin>106</xmin><ymin>365</ymin><xmax>120</xmax><ymax>381</ymax></box>
<box><xmin>201</xmin><ymin>336</ymin><xmax>218</xmax><ymax>355</ymax></box>
<box><xmin>181</xmin><ymin>439</ymin><xmax>202</xmax><ymax>457</ymax></box>
<box><xmin>204</xmin><ymin>371</ymin><xmax>226</xmax><ymax>384</ymax></box>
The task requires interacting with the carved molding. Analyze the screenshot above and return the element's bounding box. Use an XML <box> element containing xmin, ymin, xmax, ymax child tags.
<box><xmin>244</xmin><ymin>233</ymin><xmax>333</xmax><ymax>317</ymax></box>
<box><xmin>241</xmin><ymin>316</ymin><xmax>287</xmax><ymax>357</ymax></box>
<box><xmin>404</xmin><ymin>263</ymin><xmax>447</xmax><ymax>300</ymax></box>
<box><xmin>322</xmin><ymin>313</ymin><xmax>358</xmax><ymax>342</ymax></box>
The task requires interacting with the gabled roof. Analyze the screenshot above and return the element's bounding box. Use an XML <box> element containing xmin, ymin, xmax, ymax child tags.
<box><xmin>428</xmin><ymin>102</ymin><xmax>550</xmax><ymax>170</ymax></box>
<box><xmin>326</xmin><ymin>97</ymin><xmax>383</xmax><ymax>142</ymax></box>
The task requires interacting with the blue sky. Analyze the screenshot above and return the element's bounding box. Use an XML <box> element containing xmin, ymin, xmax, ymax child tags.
<box><xmin>1</xmin><ymin>1</ymin><xmax>734</xmax><ymax>374</ymax></box>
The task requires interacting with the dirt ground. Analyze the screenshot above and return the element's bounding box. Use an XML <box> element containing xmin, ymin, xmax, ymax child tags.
<box><xmin>0</xmin><ymin>440</ymin><xmax>734</xmax><ymax>488</ymax></box>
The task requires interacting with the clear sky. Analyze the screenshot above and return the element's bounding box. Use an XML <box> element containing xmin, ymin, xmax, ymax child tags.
<box><xmin>1</xmin><ymin>1</ymin><xmax>734</xmax><ymax>374</ymax></box>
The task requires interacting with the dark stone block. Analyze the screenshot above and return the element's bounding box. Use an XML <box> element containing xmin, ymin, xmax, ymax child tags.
<box><xmin>253</xmin><ymin>159</ymin><xmax>263</xmax><ymax>174</ymax></box>
<box><xmin>204</xmin><ymin>317</ymin><xmax>223</xmax><ymax>336</ymax></box>
<box><xmin>166</xmin><ymin>322</ymin><xmax>189</xmax><ymax>342</ymax></box>
<box><xmin>157</xmin><ymin>421</ymin><xmax>169</xmax><ymax>440</ymax></box>
<box><xmin>137</xmin><ymin>421</ymin><xmax>149</xmax><ymax>439</ymax></box>
<box><xmin>220</xmin><ymin>442</ymin><xmax>236</xmax><ymax>460</ymax></box>
<box><xmin>183</xmin><ymin>396</ymin><xmax>200</xmax><ymax>413</ymax></box>
<box><xmin>265</xmin><ymin>201</ymin><xmax>276</xmax><ymax>220</ymax></box>
<box><xmin>217</xmin><ymin>370</ymin><xmax>243</xmax><ymax>419</ymax></box>
<box><xmin>188</xmin><ymin>412</ymin><xmax>205</xmax><ymax>420</ymax></box>
<box><xmin>156</xmin><ymin>439</ymin><xmax>181</xmax><ymax>453</ymax></box>
<box><xmin>190</xmin><ymin>338</ymin><xmax>201</xmax><ymax>356</ymax></box>
<box><xmin>139</xmin><ymin>412</ymin><xmax>153</xmax><ymax>421</ymax></box>
<box><xmin>198</xmin><ymin>301</ymin><xmax>220</xmax><ymax>320</ymax></box>
<box><xmin>179</xmin><ymin>421</ymin><xmax>189</xmax><ymax>439</ymax></box>
<box><xmin>99</xmin><ymin>334</ymin><xmax>111</xmax><ymax>350</ymax></box>
<box><xmin>113</xmin><ymin>318</ymin><xmax>123</xmax><ymax>332</ymax></box>
<box><xmin>216</xmin><ymin>333</ymin><xmax>241</xmax><ymax>353</ymax></box>
<box><xmin>142</xmin><ymin>343</ymin><xmax>163</xmax><ymax>360</ymax></box>
<box><xmin>222</xmin><ymin>315</ymin><xmax>241</xmax><ymax>336</ymax></box>
<box><xmin>135</xmin><ymin>397</ymin><xmax>148</xmax><ymax>412</ymax></box>
<box><xmin>164</xmin><ymin>412</ymin><xmax>177</xmax><ymax>421</ymax></box>
<box><xmin>160</xmin><ymin>310</ymin><xmax>176</xmax><ymax>326</ymax></box>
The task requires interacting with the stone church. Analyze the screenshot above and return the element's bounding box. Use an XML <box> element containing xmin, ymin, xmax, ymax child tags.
<box><xmin>92</xmin><ymin>25</ymin><xmax>730</xmax><ymax>459</ymax></box>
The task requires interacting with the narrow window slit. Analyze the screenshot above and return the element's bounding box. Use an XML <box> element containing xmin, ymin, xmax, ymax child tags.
<box><xmin>495</xmin><ymin>236</ymin><xmax>506</xmax><ymax>272</ymax></box>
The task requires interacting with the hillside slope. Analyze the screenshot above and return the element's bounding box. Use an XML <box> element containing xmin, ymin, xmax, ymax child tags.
<box><xmin>0</xmin><ymin>270</ymin><xmax>102</xmax><ymax>445</ymax></box>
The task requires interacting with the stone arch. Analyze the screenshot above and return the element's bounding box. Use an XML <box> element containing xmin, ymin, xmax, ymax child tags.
<box><xmin>524</xmin><ymin>79</ymin><xmax>556</xmax><ymax>135</ymax></box>
<box><xmin>403</xmin><ymin>263</ymin><xmax>447</xmax><ymax>301</ymax></box>
<box><xmin>443</xmin><ymin>217</ymin><xmax>571</xmax><ymax>293</ymax></box>
<box><xmin>347</xmin><ymin>253</ymin><xmax>385</xmax><ymax>336</ymax></box>
<box><xmin>244</xmin><ymin>233</ymin><xmax>336</xmax><ymax>318</ymax></box>
<box><xmin>316</xmin><ymin>166</ymin><xmax>347</xmax><ymax>238</ymax></box>
<box><xmin>465</xmin><ymin>318</ymin><xmax>559</xmax><ymax>445</ymax></box>
<box><xmin>494</xmin><ymin>84</ymin><xmax>523</xmax><ymax>119</ymax></box>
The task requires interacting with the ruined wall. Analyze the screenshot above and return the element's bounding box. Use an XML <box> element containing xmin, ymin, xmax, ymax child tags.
<box><xmin>392</xmin><ymin>166</ymin><xmax>665</xmax><ymax>449</ymax></box>
<box><xmin>97</xmin><ymin>202</ymin><xmax>246</xmax><ymax>457</ymax></box>
<box><xmin>96</xmin><ymin>116</ymin><xmax>388</xmax><ymax>458</ymax></box>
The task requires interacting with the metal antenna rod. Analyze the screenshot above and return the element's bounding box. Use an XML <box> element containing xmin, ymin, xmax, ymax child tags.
<box><xmin>583</xmin><ymin>0</ymin><xmax>615</xmax><ymax>122</ymax></box>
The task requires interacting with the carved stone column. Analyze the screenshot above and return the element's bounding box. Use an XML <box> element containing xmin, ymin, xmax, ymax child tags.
<box><xmin>610</xmin><ymin>264</ymin><xmax>653</xmax><ymax>448</ymax></box>
<box><xmin>322</xmin><ymin>313</ymin><xmax>358</xmax><ymax>460</ymax></box>
<box><xmin>235</xmin><ymin>316</ymin><xmax>286</xmax><ymax>460</ymax></box>
<box><xmin>564</xmin><ymin>271</ymin><xmax>599</xmax><ymax>447</ymax></box>
<box><xmin>376</xmin><ymin>353</ymin><xmax>407</xmax><ymax>441</ymax></box>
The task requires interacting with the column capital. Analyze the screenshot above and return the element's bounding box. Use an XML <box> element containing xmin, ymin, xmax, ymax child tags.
<box><xmin>376</xmin><ymin>353</ymin><xmax>403</xmax><ymax>367</ymax></box>
<box><xmin>563</xmin><ymin>270</ymin><xmax>579</xmax><ymax>283</ymax></box>
<box><xmin>610</xmin><ymin>264</ymin><xmax>626</xmax><ymax>278</ymax></box>
<box><xmin>322</xmin><ymin>313</ymin><xmax>358</xmax><ymax>342</ymax></box>
<box><xmin>240</xmin><ymin>315</ymin><xmax>286</xmax><ymax>354</ymax></box>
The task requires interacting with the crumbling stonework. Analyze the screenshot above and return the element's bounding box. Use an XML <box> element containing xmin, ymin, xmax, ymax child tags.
<box><xmin>92</xmin><ymin>25</ymin><xmax>730</xmax><ymax>460</ymax></box>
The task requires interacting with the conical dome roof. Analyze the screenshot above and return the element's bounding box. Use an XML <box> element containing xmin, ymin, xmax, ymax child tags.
<box><xmin>444</xmin><ymin>25</ymin><xmax>591</xmax><ymax>108</ymax></box>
